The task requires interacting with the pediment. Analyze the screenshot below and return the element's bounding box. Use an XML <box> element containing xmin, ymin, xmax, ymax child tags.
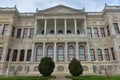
<box><xmin>37</xmin><ymin>5</ymin><xmax>84</xmax><ymax>15</ymax></box>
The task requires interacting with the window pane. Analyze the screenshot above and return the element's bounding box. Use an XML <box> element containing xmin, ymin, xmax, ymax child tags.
<box><xmin>100</xmin><ymin>28</ymin><xmax>105</xmax><ymax>37</ymax></box>
<box><xmin>36</xmin><ymin>47</ymin><xmax>43</xmax><ymax>61</ymax></box>
<box><xmin>94</xmin><ymin>28</ymin><xmax>99</xmax><ymax>38</ymax></box>
<box><xmin>90</xmin><ymin>49</ymin><xmax>95</xmax><ymax>61</ymax></box>
<box><xmin>47</xmin><ymin>46</ymin><xmax>53</xmax><ymax>58</ymax></box>
<box><xmin>0</xmin><ymin>47</ymin><xmax>3</xmax><ymax>61</ymax></box>
<box><xmin>23</xmin><ymin>28</ymin><xmax>28</xmax><ymax>38</ymax></box>
<box><xmin>19</xmin><ymin>50</ymin><xmax>25</xmax><ymax>61</ymax></box>
<box><xmin>113</xmin><ymin>23</ymin><xmax>119</xmax><ymax>34</ymax></box>
<box><xmin>68</xmin><ymin>46</ymin><xmax>74</xmax><ymax>61</ymax></box>
<box><xmin>104</xmin><ymin>49</ymin><xmax>110</xmax><ymax>61</ymax></box>
<box><xmin>16</xmin><ymin>28</ymin><xmax>21</xmax><ymax>38</ymax></box>
<box><xmin>12</xmin><ymin>50</ymin><xmax>18</xmax><ymax>61</ymax></box>
<box><xmin>30</xmin><ymin>28</ymin><xmax>34</xmax><ymax>38</ymax></box>
<box><xmin>2</xmin><ymin>24</ymin><xmax>8</xmax><ymax>35</ymax></box>
<box><xmin>57</xmin><ymin>46</ymin><xmax>64</xmax><ymax>61</ymax></box>
<box><xmin>87</xmin><ymin>28</ymin><xmax>92</xmax><ymax>38</ymax></box>
<box><xmin>97</xmin><ymin>49</ymin><xmax>103</xmax><ymax>61</ymax></box>
<box><xmin>27</xmin><ymin>49</ymin><xmax>32</xmax><ymax>61</ymax></box>
<box><xmin>79</xmin><ymin>46</ymin><xmax>85</xmax><ymax>61</ymax></box>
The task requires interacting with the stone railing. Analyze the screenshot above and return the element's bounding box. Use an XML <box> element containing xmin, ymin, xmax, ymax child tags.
<box><xmin>0</xmin><ymin>8</ymin><xmax>16</xmax><ymax>11</ymax></box>
<box><xmin>33</xmin><ymin>34</ymin><xmax>87</xmax><ymax>42</ymax></box>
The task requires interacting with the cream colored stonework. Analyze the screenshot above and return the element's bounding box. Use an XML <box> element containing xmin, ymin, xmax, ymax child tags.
<box><xmin>0</xmin><ymin>5</ymin><xmax>120</xmax><ymax>76</ymax></box>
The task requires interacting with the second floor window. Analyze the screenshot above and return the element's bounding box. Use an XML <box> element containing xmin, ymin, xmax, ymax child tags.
<box><xmin>30</xmin><ymin>28</ymin><xmax>34</xmax><ymax>38</ymax></box>
<box><xmin>113</xmin><ymin>23</ymin><xmax>119</xmax><ymax>34</ymax></box>
<box><xmin>2</xmin><ymin>24</ymin><xmax>8</xmax><ymax>35</ymax></box>
<box><xmin>23</xmin><ymin>28</ymin><xmax>28</xmax><ymax>38</ymax></box>
<box><xmin>87</xmin><ymin>28</ymin><xmax>92</xmax><ymax>38</ymax></box>
<box><xmin>94</xmin><ymin>28</ymin><xmax>99</xmax><ymax>38</ymax></box>
<box><xmin>16</xmin><ymin>28</ymin><xmax>21</xmax><ymax>39</ymax></box>
<box><xmin>100</xmin><ymin>28</ymin><xmax>105</xmax><ymax>37</ymax></box>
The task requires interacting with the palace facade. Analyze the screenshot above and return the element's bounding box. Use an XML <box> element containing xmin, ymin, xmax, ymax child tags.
<box><xmin>0</xmin><ymin>5</ymin><xmax>120</xmax><ymax>75</ymax></box>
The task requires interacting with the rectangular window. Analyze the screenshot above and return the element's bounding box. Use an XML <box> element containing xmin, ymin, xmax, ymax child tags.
<box><xmin>104</xmin><ymin>49</ymin><xmax>110</xmax><ymax>61</ymax></box>
<box><xmin>0</xmin><ymin>47</ymin><xmax>3</xmax><ymax>61</ymax></box>
<box><xmin>94</xmin><ymin>28</ymin><xmax>99</xmax><ymax>38</ymax></box>
<box><xmin>19</xmin><ymin>50</ymin><xmax>25</xmax><ymax>61</ymax></box>
<box><xmin>23</xmin><ymin>28</ymin><xmax>28</xmax><ymax>38</ymax></box>
<box><xmin>111</xmin><ymin>47</ymin><xmax>116</xmax><ymax>60</ymax></box>
<box><xmin>90</xmin><ymin>49</ymin><xmax>95</xmax><ymax>61</ymax></box>
<box><xmin>113</xmin><ymin>23</ymin><xmax>119</xmax><ymax>34</ymax></box>
<box><xmin>12</xmin><ymin>50</ymin><xmax>18</xmax><ymax>61</ymax></box>
<box><xmin>16</xmin><ymin>28</ymin><xmax>21</xmax><ymax>39</ymax></box>
<box><xmin>2</xmin><ymin>24</ymin><xmax>8</xmax><ymax>35</ymax></box>
<box><xmin>100</xmin><ymin>28</ymin><xmax>105</xmax><ymax>37</ymax></box>
<box><xmin>6</xmin><ymin>49</ymin><xmax>11</xmax><ymax>61</ymax></box>
<box><xmin>97</xmin><ymin>49</ymin><xmax>103</xmax><ymax>61</ymax></box>
<box><xmin>87</xmin><ymin>27</ymin><xmax>92</xmax><ymax>38</ymax></box>
<box><xmin>11</xmin><ymin>26</ymin><xmax>15</xmax><ymax>37</ymax></box>
<box><xmin>27</xmin><ymin>50</ymin><xmax>32</xmax><ymax>61</ymax></box>
<box><xmin>29</xmin><ymin>28</ymin><xmax>34</xmax><ymax>38</ymax></box>
<box><xmin>107</xmin><ymin>25</ymin><xmax>110</xmax><ymax>36</ymax></box>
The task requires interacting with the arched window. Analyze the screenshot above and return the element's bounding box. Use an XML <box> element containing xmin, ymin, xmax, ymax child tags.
<box><xmin>67</xmin><ymin>30</ymin><xmax>71</xmax><ymax>34</ymax></box>
<box><xmin>58</xmin><ymin>30</ymin><xmax>63</xmax><ymax>34</ymax></box>
<box><xmin>68</xmin><ymin>46</ymin><xmax>74</xmax><ymax>61</ymax></box>
<box><xmin>26</xmin><ymin>49</ymin><xmax>32</xmax><ymax>61</ymax></box>
<box><xmin>41</xmin><ymin>30</ymin><xmax>44</xmax><ymax>35</ymax></box>
<box><xmin>47</xmin><ymin>46</ymin><xmax>53</xmax><ymax>58</ymax></box>
<box><xmin>79</xmin><ymin>46</ymin><xmax>86</xmax><ymax>61</ymax></box>
<box><xmin>36</xmin><ymin>46</ymin><xmax>43</xmax><ymax>61</ymax></box>
<box><xmin>77</xmin><ymin>30</ymin><xmax>80</xmax><ymax>34</ymax></box>
<box><xmin>97</xmin><ymin>49</ymin><xmax>103</xmax><ymax>61</ymax></box>
<box><xmin>57</xmin><ymin>46</ymin><xmax>64</xmax><ymax>61</ymax></box>
<box><xmin>50</xmin><ymin>30</ymin><xmax>54</xmax><ymax>34</ymax></box>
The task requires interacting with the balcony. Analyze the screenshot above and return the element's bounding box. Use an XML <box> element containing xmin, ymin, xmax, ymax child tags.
<box><xmin>32</xmin><ymin>33</ymin><xmax>88</xmax><ymax>42</ymax></box>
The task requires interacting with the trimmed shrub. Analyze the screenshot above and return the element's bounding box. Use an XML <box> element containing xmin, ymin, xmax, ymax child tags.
<box><xmin>38</xmin><ymin>57</ymin><xmax>55</xmax><ymax>76</ymax></box>
<box><xmin>68</xmin><ymin>58</ymin><xmax>83</xmax><ymax>76</ymax></box>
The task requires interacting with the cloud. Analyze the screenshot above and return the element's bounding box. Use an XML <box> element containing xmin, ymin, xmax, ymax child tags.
<box><xmin>0</xmin><ymin>0</ymin><xmax>119</xmax><ymax>12</ymax></box>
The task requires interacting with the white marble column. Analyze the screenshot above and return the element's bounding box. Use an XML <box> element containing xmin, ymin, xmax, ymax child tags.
<box><xmin>65</xmin><ymin>42</ymin><xmax>68</xmax><ymax>62</ymax></box>
<box><xmin>87</xmin><ymin>42</ymin><xmax>91</xmax><ymax>61</ymax></box>
<box><xmin>54</xmin><ymin>42</ymin><xmax>56</xmax><ymax>63</ymax></box>
<box><xmin>34</xmin><ymin>19</ymin><xmax>37</xmax><ymax>35</ymax></box>
<box><xmin>64</xmin><ymin>19</ymin><xmax>67</xmax><ymax>35</ymax></box>
<box><xmin>84</xmin><ymin>16</ymin><xmax>87</xmax><ymax>35</ymax></box>
<box><xmin>43</xmin><ymin>43</ymin><xmax>45</xmax><ymax>57</ymax></box>
<box><xmin>54</xmin><ymin>19</ymin><xmax>57</xmax><ymax>35</ymax></box>
<box><xmin>44</xmin><ymin>19</ymin><xmax>47</xmax><ymax>35</ymax></box>
<box><xmin>31</xmin><ymin>43</ymin><xmax>35</xmax><ymax>62</ymax></box>
<box><xmin>76</xmin><ymin>42</ymin><xmax>79</xmax><ymax>60</ymax></box>
<box><xmin>74</xmin><ymin>19</ymin><xmax>77</xmax><ymax>35</ymax></box>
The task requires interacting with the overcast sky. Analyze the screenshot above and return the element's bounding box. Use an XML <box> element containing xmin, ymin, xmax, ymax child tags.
<box><xmin>0</xmin><ymin>0</ymin><xmax>119</xmax><ymax>12</ymax></box>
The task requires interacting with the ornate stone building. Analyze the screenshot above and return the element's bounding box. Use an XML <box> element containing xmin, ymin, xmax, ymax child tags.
<box><xmin>0</xmin><ymin>5</ymin><xmax>120</xmax><ymax>75</ymax></box>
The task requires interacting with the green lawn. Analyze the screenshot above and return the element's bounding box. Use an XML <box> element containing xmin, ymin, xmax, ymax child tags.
<box><xmin>66</xmin><ymin>75</ymin><xmax>120</xmax><ymax>80</ymax></box>
<box><xmin>0</xmin><ymin>76</ymin><xmax>56</xmax><ymax>80</ymax></box>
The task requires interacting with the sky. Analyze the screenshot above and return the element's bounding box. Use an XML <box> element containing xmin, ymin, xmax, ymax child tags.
<box><xmin>0</xmin><ymin>0</ymin><xmax>120</xmax><ymax>12</ymax></box>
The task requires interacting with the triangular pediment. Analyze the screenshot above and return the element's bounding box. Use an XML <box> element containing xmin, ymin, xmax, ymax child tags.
<box><xmin>37</xmin><ymin>5</ymin><xmax>84</xmax><ymax>15</ymax></box>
